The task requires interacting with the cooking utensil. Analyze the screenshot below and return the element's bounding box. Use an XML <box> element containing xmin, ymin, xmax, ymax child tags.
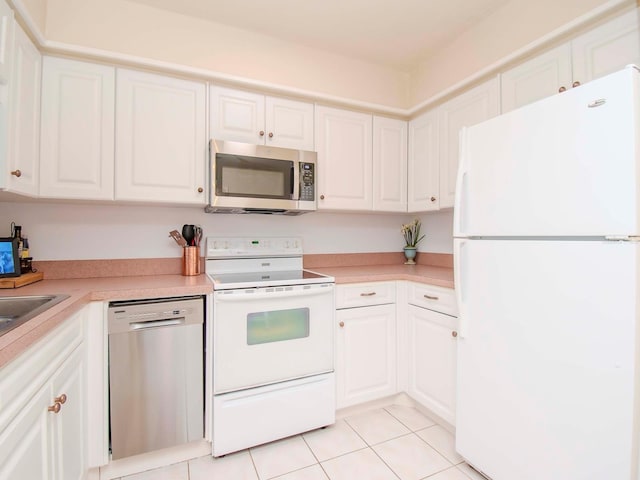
<box><xmin>182</xmin><ymin>225</ymin><xmax>195</xmax><ymax>246</ymax></box>
<box><xmin>194</xmin><ymin>226</ymin><xmax>203</xmax><ymax>247</ymax></box>
<box><xmin>169</xmin><ymin>230</ymin><xmax>188</xmax><ymax>247</ymax></box>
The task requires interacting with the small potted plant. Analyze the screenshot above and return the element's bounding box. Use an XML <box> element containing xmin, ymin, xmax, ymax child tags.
<box><xmin>401</xmin><ymin>219</ymin><xmax>425</xmax><ymax>265</ymax></box>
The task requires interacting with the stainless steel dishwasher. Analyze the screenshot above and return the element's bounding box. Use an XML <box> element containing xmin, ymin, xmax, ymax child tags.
<box><xmin>108</xmin><ymin>295</ymin><xmax>204</xmax><ymax>460</ymax></box>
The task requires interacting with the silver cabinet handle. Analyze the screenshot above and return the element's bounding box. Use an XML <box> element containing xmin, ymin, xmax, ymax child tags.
<box><xmin>130</xmin><ymin>319</ymin><xmax>183</xmax><ymax>330</ymax></box>
<box><xmin>360</xmin><ymin>292</ymin><xmax>377</xmax><ymax>297</ymax></box>
<box><xmin>423</xmin><ymin>294</ymin><xmax>439</xmax><ymax>300</ymax></box>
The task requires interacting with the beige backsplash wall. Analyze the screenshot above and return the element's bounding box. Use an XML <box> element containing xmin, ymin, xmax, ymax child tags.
<box><xmin>0</xmin><ymin>201</ymin><xmax>454</xmax><ymax>261</ymax></box>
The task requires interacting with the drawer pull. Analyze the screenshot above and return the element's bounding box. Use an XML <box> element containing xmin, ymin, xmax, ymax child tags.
<box><xmin>55</xmin><ymin>394</ymin><xmax>67</xmax><ymax>405</ymax></box>
<box><xmin>423</xmin><ymin>294</ymin><xmax>439</xmax><ymax>300</ymax></box>
<box><xmin>48</xmin><ymin>402</ymin><xmax>61</xmax><ymax>414</ymax></box>
<box><xmin>452</xmin><ymin>331</ymin><xmax>458</xmax><ymax>338</ymax></box>
<box><xmin>339</xmin><ymin>321</ymin><xmax>345</xmax><ymax>328</ymax></box>
<box><xmin>360</xmin><ymin>292</ymin><xmax>377</xmax><ymax>297</ymax></box>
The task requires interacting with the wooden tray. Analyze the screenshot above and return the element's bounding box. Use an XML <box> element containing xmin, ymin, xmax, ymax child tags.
<box><xmin>0</xmin><ymin>271</ymin><xmax>44</xmax><ymax>289</ymax></box>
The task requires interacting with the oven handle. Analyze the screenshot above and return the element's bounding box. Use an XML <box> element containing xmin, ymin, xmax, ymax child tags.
<box><xmin>215</xmin><ymin>286</ymin><xmax>334</xmax><ymax>302</ymax></box>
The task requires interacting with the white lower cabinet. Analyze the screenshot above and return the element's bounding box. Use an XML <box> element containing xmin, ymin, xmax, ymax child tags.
<box><xmin>407</xmin><ymin>283</ymin><xmax>458</xmax><ymax>425</ymax></box>
<box><xmin>336</xmin><ymin>304</ymin><xmax>397</xmax><ymax>409</ymax></box>
<box><xmin>0</xmin><ymin>308</ymin><xmax>88</xmax><ymax>480</ymax></box>
<box><xmin>50</xmin><ymin>346</ymin><xmax>85</xmax><ymax>480</ymax></box>
<box><xmin>335</xmin><ymin>282</ymin><xmax>397</xmax><ymax>409</ymax></box>
<box><xmin>0</xmin><ymin>384</ymin><xmax>51</xmax><ymax>479</ymax></box>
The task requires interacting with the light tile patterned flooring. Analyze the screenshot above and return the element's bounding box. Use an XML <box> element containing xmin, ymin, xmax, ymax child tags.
<box><xmin>119</xmin><ymin>405</ymin><xmax>486</xmax><ymax>480</ymax></box>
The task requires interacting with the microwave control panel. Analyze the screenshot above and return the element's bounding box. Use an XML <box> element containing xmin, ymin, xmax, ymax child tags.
<box><xmin>299</xmin><ymin>163</ymin><xmax>315</xmax><ymax>201</ymax></box>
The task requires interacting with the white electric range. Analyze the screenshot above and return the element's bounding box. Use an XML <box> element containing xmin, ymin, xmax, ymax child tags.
<box><xmin>205</xmin><ymin>237</ymin><xmax>336</xmax><ymax>457</ymax></box>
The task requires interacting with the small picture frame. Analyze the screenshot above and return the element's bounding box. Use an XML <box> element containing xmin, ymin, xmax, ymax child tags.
<box><xmin>0</xmin><ymin>238</ymin><xmax>20</xmax><ymax>278</ymax></box>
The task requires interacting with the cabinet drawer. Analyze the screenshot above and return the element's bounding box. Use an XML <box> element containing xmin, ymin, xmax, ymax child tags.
<box><xmin>336</xmin><ymin>282</ymin><xmax>395</xmax><ymax>309</ymax></box>
<box><xmin>407</xmin><ymin>283</ymin><xmax>458</xmax><ymax>317</ymax></box>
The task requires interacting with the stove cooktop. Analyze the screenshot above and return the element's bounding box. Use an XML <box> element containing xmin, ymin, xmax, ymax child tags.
<box><xmin>209</xmin><ymin>269</ymin><xmax>334</xmax><ymax>290</ymax></box>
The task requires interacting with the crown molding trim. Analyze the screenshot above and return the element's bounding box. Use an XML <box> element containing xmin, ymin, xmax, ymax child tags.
<box><xmin>7</xmin><ymin>0</ymin><xmax>636</xmax><ymax>118</ymax></box>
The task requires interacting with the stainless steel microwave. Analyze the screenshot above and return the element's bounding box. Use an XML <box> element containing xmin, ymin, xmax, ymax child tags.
<box><xmin>206</xmin><ymin>140</ymin><xmax>317</xmax><ymax>215</ymax></box>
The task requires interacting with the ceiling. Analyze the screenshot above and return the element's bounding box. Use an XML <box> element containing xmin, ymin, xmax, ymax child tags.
<box><xmin>127</xmin><ymin>0</ymin><xmax>512</xmax><ymax>71</ymax></box>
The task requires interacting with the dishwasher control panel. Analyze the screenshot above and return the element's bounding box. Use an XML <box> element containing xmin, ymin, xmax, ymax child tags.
<box><xmin>108</xmin><ymin>296</ymin><xmax>204</xmax><ymax>334</ymax></box>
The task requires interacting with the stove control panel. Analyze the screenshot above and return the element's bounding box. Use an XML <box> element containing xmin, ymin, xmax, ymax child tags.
<box><xmin>206</xmin><ymin>237</ymin><xmax>303</xmax><ymax>258</ymax></box>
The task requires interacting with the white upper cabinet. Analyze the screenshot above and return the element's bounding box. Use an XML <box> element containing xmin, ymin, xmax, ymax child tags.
<box><xmin>372</xmin><ymin>116</ymin><xmax>407</xmax><ymax>212</ymax></box>
<box><xmin>40</xmin><ymin>57</ymin><xmax>115</xmax><ymax>200</ymax></box>
<box><xmin>571</xmin><ymin>8</ymin><xmax>640</xmax><ymax>84</ymax></box>
<box><xmin>501</xmin><ymin>8</ymin><xmax>639</xmax><ymax>113</ymax></box>
<box><xmin>315</xmin><ymin>105</ymin><xmax>373</xmax><ymax>211</ymax></box>
<box><xmin>501</xmin><ymin>43</ymin><xmax>573</xmax><ymax>113</ymax></box>
<box><xmin>0</xmin><ymin>0</ymin><xmax>14</xmax><ymax>84</ymax></box>
<box><xmin>210</xmin><ymin>85</ymin><xmax>314</xmax><ymax>150</ymax></box>
<box><xmin>116</xmin><ymin>68</ymin><xmax>206</xmax><ymax>204</ymax></box>
<box><xmin>438</xmin><ymin>77</ymin><xmax>499</xmax><ymax>209</ymax></box>
<box><xmin>4</xmin><ymin>22</ymin><xmax>41</xmax><ymax>196</ymax></box>
<box><xmin>408</xmin><ymin>109</ymin><xmax>439</xmax><ymax>212</ymax></box>
<box><xmin>264</xmin><ymin>96</ymin><xmax>314</xmax><ymax>150</ymax></box>
<box><xmin>210</xmin><ymin>86</ymin><xmax>264</xmax><ymax>145</ymax></box>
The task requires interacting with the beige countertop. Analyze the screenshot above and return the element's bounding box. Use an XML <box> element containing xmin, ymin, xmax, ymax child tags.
<box><xmin>0</xmin><ymin>263</ymin><xmax>454</xmax><ymax>369</ymax></box>
<box><xmin>0</xmin><ymin>274</ymin><xmax>213</xmax><ymax>368</ymax></box>
<box><xmin>311</xmin><ymin>264</ymin><xmax>455</xmax><ymax>289</ymax></box>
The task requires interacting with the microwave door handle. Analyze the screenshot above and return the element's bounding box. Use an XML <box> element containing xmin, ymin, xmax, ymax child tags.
<box><xmin>292</xmin><ymin>163</ymin><xmax>300</xmax><ymax>200</ymax></box>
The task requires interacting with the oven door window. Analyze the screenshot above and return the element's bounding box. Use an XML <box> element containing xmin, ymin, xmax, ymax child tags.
<box><xmin>247</xmin><ymin>308</ymin><xmax>309</xmax><ymax>345</ymax></box>
<box><xmin>216</xmin><ymin>154</ymin><xmax>294</xmax><ymax>200</ymax></box>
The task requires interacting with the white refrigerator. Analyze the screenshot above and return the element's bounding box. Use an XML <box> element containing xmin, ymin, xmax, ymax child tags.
<box><xmin>453</xmin><ymin>65</ymin><xmax>640</xmax><ymax>480</ymax></box>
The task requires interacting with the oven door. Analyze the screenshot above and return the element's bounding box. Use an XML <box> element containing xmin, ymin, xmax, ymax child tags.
<box><xmin>213</xmin><ymin>283</ymin><xmax>334</xmax><ymax>394</ymax></box>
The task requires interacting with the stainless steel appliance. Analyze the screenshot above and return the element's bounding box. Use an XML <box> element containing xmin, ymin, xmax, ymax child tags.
<box><xmin>108</xmin><ymin>296</ymin><xmax>204</xmax><ymax>460</ymax></box>
<box><xmin>206</xmin><ymin>140</ymin><xmax>317</xmax><ymax>215</ymax></box>
<box><xmin>205</xmin><ymin>237</ymin><xmax>335</xmax><ymax>456</ymax></box>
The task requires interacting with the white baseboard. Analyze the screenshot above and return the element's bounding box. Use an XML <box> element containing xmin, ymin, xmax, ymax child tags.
<box><xmin>98</xmin><ymin>439</ymin><xmax>210</xmax><ymax>480</ymax></box>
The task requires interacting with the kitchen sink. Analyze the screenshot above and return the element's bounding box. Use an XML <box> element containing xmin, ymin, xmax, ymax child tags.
<box><xmin>0</xmin><ymin>295</ymin><xmax>70</xmax><ymax>337</ymax></box>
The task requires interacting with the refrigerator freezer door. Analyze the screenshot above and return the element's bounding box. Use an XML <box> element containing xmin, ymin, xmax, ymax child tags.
<box><xmin>454</xmin><ymin>238</ymin><xmax>639</xmax><ymax>480</ymax></box>
<box><xmin>454</xmin><ymin>66</ymin><xmax>639</xmax><ymax>238</ymax></box>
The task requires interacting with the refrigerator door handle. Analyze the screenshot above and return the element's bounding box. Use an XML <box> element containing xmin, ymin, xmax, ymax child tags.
<box><xmin>453</xmin><ymin>127</ymin><xmax>470</xmax><ymax>237</ymax></box>
<box><xmin>454</xmin><ymin>238</ymin><xmax>468</xmax><ymax>339</ymax></box>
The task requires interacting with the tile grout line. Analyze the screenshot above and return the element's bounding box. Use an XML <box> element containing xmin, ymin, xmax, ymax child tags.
<box><xmin>247</xmin><ymin>447</ymin><xmax>262</xmax><ymax>480</ymax></box>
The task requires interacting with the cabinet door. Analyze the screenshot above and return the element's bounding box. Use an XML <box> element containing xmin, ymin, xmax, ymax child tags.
<box><xmin>408</xmin><ymin>110</ymin><xmax>439</xmax><ymax>212</ymax></box>
<box><xmin>315</xmin><ymin>106</ymin><xmax>372</xmax><ymax>211</ymax></box>
<box><xmin>6</xmin><ymin>22</ymin><xmax>40</xmax><ymax>196</ymax></box>
<box><xmin>372</xmin><ymin>116</ymin><xmax>406</xmax><ymax>212</ymax></box>
<box><xmin>571</xmin><ymin>8</ymin><xmax>640</xmax><ymax>84</ymax></box>
<box><xmin>438</xmin><ymin>77</ymin><xmax>499</xmax><ymax>209</ymax></box>
<box><xmin>0</xmin><ymin>0</ymin><xmax>14</xmax><ymax>84</ymax></box>
<box><xmin>265</xmin><ymin>96</ymin><xmax>314</xmax><ymax>150</ymax></box>
<box><xmin>40</xmin><ymin>57</ymin><xmax>115</xmax><ymax>200</ymax></box>
<box><xmin>336</xmin><ymin>304</ymin><xmax>396</xmax><ymax>409</ymax></box>
<box><xmin>0</xmin><ymin>385</ymin><xmax>52</xmax><ymax>480</ymax></box>
<box><xmin>116</xmin><ymin>69</ymin><xmax>206</xmax><ymax>204</ymax></box>
<box><xmin>500</xmin><ymin>43</ymin><xmax>573</xmax><ymax>113</ymax></box>
<box><xmin>407</xmin><ymin>305</ymin><xmax>457</xmax><ymax>425</ymax></box>
<box><xmin>50</xmin><ymin>346</ymin><xmax>85</xmax><ymax>480</ymax></box>
<box><xmin>210</xmin><ymin>85</ymin><xmax>265</xmax><ymax>145</ymax></box>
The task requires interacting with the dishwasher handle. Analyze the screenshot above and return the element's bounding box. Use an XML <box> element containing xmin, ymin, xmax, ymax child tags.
<box><xmin>130</xmin><ymin>318</ymin><xmax>185</xmax><ymax>330</ymax></box>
